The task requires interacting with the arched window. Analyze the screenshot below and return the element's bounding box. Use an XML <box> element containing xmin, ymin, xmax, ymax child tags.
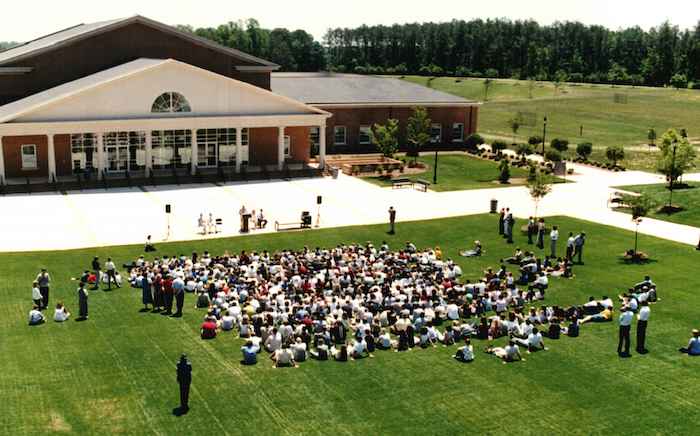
<box><xmin>151</xmin><ymin>92</ymin><xmax>192</xmax><ymax>113</ymax></box>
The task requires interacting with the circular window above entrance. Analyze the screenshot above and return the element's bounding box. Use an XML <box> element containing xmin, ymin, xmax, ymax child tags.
<box><xmin>151</xmin><ymin>92</ymin><xmax>192</xmax><ymax>113</ymax></box>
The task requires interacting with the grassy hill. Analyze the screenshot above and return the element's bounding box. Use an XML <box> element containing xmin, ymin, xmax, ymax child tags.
<box><xmin>400</xmin><ymin>76</ymin><xmax>700</xmax><ymax>171</ymax></box>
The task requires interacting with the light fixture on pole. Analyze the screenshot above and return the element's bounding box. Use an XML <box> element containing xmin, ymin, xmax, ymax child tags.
<box><xmin>433</xmin><ymin>150</ymin><xmax>438</xmax><ymax>184</ymax></box>
<box><xmin>542</xmin><ymin>115</ymin><xmax>548</xmax><ymax>155</ymax></box>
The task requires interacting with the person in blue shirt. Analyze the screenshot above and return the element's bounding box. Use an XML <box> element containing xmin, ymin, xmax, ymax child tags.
<box><xmin>241</xmin><ymin>340</ymin><xmax>259</xmax><ymax>365</ymax></box>
<box><xmin>679</xmin><ymin>329</ymin><xmax>700</xmax><ymax>356</ymax></box>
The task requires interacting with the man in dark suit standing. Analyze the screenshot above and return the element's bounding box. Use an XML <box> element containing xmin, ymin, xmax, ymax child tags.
<box><xmin>176</xmin><ymin>354</ymin><xmax>192</xmax><ymax>413</ymax></box>
<box><xmin>527</xmin><ymin>217</ymin><xmax>535</xmax><ymax>245</ymax></box>
<box><xmin>91</xmin><ymin>257</ymin><xmax>101</xmax><ymax>290</ymax></box>
<box><xmin>498</xmin><ymin>208</ymin><xmax>505</xmax><ymax>236</ymax></box>
<box><xmin>388</xmin><ymin>206</ymin><xmax>396</xmax><ymax>234</ymax></box>
<box><xmin>505</xmin><ymin>210</ymin><xmax>515</xmax><ymax>244</ymax></box>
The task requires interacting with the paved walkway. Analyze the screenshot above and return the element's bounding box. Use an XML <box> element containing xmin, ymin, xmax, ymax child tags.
<box><xmin>0</xmin><ymin>160</ymin><xmax>697</xmax><ymax>252</ymax></box>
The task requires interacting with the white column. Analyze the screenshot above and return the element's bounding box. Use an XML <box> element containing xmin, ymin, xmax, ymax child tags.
<box><xmin>235</xmin><ymin>127</ymin><xmax>242</xmax><ymax>173</ymax></box>
<box><xmin>319</xmin><ymin>125</ymin><xmax>326</xmax><ymax>170</ymax></box>
<box><xmin>0</xmin><ymin>136</ymin><xmax>5</xmax><ymax>183</ymax></box>
<box><xmin>277</xmin><ymin>126</ymin><xmax>285</xmax><ymax>171</ymax></box>
<box><xmin>96</xmin><ymin>133</ymin><xmax>104</xmax><ymax>179</ymax></box>
<box><xmin>144</xmin><ymin>130</ymin><xmax>152</xmax><ymax>176</ymax></box>
<box><xmin>47</xmin><ymin>134</ymin><xmax>56</xmax><ymax>182</ymax></box>
<box><xmin>190</xmin><ymin>129</ymin><xmax>197</xmax><ymax>176</ymax></box>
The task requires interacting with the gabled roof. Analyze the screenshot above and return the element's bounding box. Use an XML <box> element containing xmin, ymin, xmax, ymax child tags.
<box><xmin>271</xmin><ymin>73</ymin><xmax>478</xmax><ymax>106</ymax></box>
<box><xmin>0</xmin><ymin>15</ymin><xmax>278</xmax><ymax>69</ymax></box>
<box><xmin>0</xmin><ymin>58</ymin><xmax>326</xmax><ymax>123</ymax></box>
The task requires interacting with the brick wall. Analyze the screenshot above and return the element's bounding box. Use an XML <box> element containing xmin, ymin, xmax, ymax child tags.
<box><xmin>54</xmin><ymin>134</ymin><xmax>73</xmax><ymax>177</ymax></box>
<box><xmin>2</xmin><ymin>135</ymin><xmax>48</xmax><ymax>178</ymax></box>
<box><xmin>249</xmin><ymin>127</ymin><xmax>310</xmax><ymax>166</ymax></box>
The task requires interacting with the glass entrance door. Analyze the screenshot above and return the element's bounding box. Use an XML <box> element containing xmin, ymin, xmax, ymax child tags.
<box><xmin>198</xmin><ymin>141</ymin><xmax>218</xmax><ymax>168</ymax></box>
<box><xmin>106</xmin><ymin>145</ymin><xmax>129</xmax><ymax>172</ymax></box>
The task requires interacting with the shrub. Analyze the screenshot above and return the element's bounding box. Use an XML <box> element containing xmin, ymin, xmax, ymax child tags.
<box><xmin>605</xmin><ymin>145</ymin><xmax>625</xmax><ymax>167</ymax></box>
<box><xmin>545</xmin><ymin>149</ymin><xmax>562</xmax><ymax>162</ymax></box>
<box><xmin>491</xmin><ymin>140</ymin><xmax>508</xmax><ymax>152</ymax></box>
<box><xmin>465</xmin><ymin>133</ymin><xmax>485</xmax><ymax>151</ymax></box>
<box><xmin>528</xmin><ymin>135</ymin><xmax>543</xmax><ymax>146</ymax></box>
<box><xmin>691</xmin><ymin>82</ymin><xmax>700</xmax><ymax>90</ymax></box>
<box><xmin>498</xmin><ymin>160</ymin><xmax>511</xmax><ymax>184</ymax></box>
<box><xmin>517</xmin><ymin>143</ymin><xmax>534</xmax><ymax>155</ymax></box>
<box><xmin>576</xmin><ymin>142</ymin><xmax>593</xmax><ymax>159</ymax></box>
<box><xmin>550</xmin><ymin>138</ymin><xmax>569</xmax><ymax>153</ymax></box>
<box><xmin>527</xmin><ymin>163</ymin><xmax>538</xmax><ymax>182</ymax></box>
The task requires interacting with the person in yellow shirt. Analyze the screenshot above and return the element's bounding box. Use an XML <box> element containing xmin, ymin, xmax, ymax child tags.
<box><xmin>435</xmin><ymin>246</ymin><xmax>443</xmax><ymax>260</ymax></box>
<box><xmin>579</xmin><ymin>305</ymin><xmax>613</xmax><ymax>325</ymax></box>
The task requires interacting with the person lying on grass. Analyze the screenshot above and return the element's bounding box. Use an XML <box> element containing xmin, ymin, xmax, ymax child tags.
<box><xmin>485</xmin><ymin>340</ymin><xmax>524</xmax><ymax>363</ymax></box>
<box><xmin>579</xmin><ymin>305</ymin><xmax>614</xmax><ymax>325</ymax></box>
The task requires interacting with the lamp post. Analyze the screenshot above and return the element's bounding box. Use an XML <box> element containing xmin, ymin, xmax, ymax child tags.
<box><xmin>668</xmin><ymin>142</ymin><xmax>677</xmax><ymax>213</ymax></box>
<box><xmin>542</xmin><ymin>116</ymin><xmax>548</xmax><ymax>155</ymax></box>
<box><xmin>433</xmin><ymin>150</ymin><xmax>438</xmax><ymax>184</ymax></box>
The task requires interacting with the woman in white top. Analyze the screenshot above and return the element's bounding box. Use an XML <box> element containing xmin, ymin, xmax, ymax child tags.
<box><xmin>453</xmin><ymin>337</ymin><xmax>474</xmax><ymax>362</ymax></box>
<box><xmin>53</xmin><ymin>301</ymin><xmax>70</xmax><ymax>322</ymax></box>
<box><xmin>31</xmin><ymin>281</ymin><xmax>42</xmax><ymax>308</ymax></box>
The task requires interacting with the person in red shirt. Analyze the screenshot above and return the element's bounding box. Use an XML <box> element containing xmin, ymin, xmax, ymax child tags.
<box><xmin>162</xmin><ymin>275</ymin><xmax>174</xmax><ymax>315</ymax></box>
<box><xmin>201</xmin><ymin>317</ymin><xmax>218</xmax><ymax>339</ymax></box>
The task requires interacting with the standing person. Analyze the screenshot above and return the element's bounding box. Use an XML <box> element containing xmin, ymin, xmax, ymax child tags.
<box><xmin>617</xmin><ymin>305</ymin><xmax>633</xmax><ymax>357</ymax></box>
<box><xmin>505</xmin><ymin>210</ymin><xmax>515</xmax><ymax>244</ymax></box>
<box><xmin>141</xmin><ymin>272</ymin><xmax>153</xmax><ymax>311</ymax></box>
<box><xmin>636</xmin><ymin>301</ymin><xmax>650</xmax><ymax>354</ymax></box>
<box><xmin>574</xmin><ymin>232</ymin><xmax>586</xmax><ymax>264</ymax></box>
<box><xmin>105</xmin><ymin>258</ymin><xmax>119</xmax><ymax>289</ymax></box>
<box><xmin>565</xmin><ymin>232</ymin><xmax>575</xmax><ymax>261</ymax></box>
<box><xmin>77</xmin><ymin>281</ymin><xmax>89</xmax><ymax>320</ymax></box>
<box><xmin>91</xmin><ymin>257</ymin><xmax>101</xmax><ymax>290</ymax></box>
<box><xmin>536</xmin><ymin>218</ymin><xmax>545</xmax><ymax>249</ymax></box>
<box><xmin>152</xmin><ymin>274</ymin><xmax>164</xmax><ymax>313</ymax></box>
<box><xmin>162</xmin><ymin>275</ymin><xmax>174</xmax><ymax>315</ymax></box>
<box><xmin>549</xmin><ymin>225</ymin><xmax>559</xmax><ymax>259</ymax></box>
<box><xmin>31</xmin><ymin>281</ymin><xmax>43</xmax><ymax>309</ymax></box>
<box><xmin>173</xmin><ymin>275</ymin><xmax>185</xmax><ymax>317</ymax></box>
<box><xmin>527</xmin><ymin>217</ymin><xmax>535</xmax><ymax>245</ymax></box>
<box><xmin>388</xmin><ymin>206</ymin><xmax>396</xmax><ymax>235</ymax></box>
<box><xmin>498</xmin><ymin>208</ymin><xmax>505</xmax><ymax>236</ymax></box>
<box><xmin>36</xmin><ymin>269</ymin><xmax>51</xmax><ymax>310</ymax></box>
<box><xmin>176</xmin><ymin>354</ymin><xmax>192</xmax><ymax>414</ymax></box>
<box><xmin>239</xmin><ymin>204</ymin><xmax>248</xmax><ymax>232</ymax></box>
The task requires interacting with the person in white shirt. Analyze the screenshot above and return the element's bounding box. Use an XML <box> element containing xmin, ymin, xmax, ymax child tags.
<box><xmin>28</xmin><ymin>305</ymin><xmax>46</xmax><ymax>325</ymax></box>
<box><xmin>549</xmin><ymin>226</ymin><xmax>559</xmax><ymax>259</ymax></box>
<box><xmin>514</xmin><ymin>327</ymin><xmax>547</xmax><ymax>352</ymax></box>
<box><xmin>377</xmin><ymin>330</ymin><xmax>395</xmax><ymax>350</ymax></box>
<box><xmin>292</xmin><ymin>337</ymin><xmax>308</xmax><ymax>362</ymax></box>
<box><xmin>105</xmin><ymin>258</ymin><xmax>119</xmax><ymax>289</ymax></box>
<box><xmin>271</xmin><ymin>343</ymin><xmax>297</xmax><ymax>368</ymax></box>
<box><xmin>197</xmin><ymin>213</ymin><xmax>206</xmax><ymax>234</ymax></box>
<box><xmin>453</xmin><ymin>337</ymin><xmax>474</xmax><ymax>362</ymax></box>
<box><xmin>487</xmin><ymin>340</ymin><xmax>523</xmax><ymax>363</ymax></box>
<box><xmin>53</xmin><ymin>302</ymin><xmax>70</xmax><ymax>322</ymax></box>
<box><xmin>31</xmin><ymin>281</ymin><xmax>42</xmax><ymax>308</ymax></box>
<box><xmin>220</xmin><ymin>314</ymin><xmax>235</xmax><ymax>331</ymax></box>
<box><xmin>636</xmin><ymin>301</ymin><xmax>650</xmax><ymax>354</ymax></box>
<box><xmin>351</xmin><ymin>337</ymin><xmax>370</xmax><ymax>359</ymax></box>
<box><xmin>264</xmin><ymin>328</ymin><xmax>282</xmax><ymax>353</ymax></box>
<box><xmin>618</xmin><ymin>306</ymin><xmax>634</xmax><ymax>357</ymax></box>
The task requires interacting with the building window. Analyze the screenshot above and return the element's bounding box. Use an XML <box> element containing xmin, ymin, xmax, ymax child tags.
<box><xmin>21</xmin><ymin>144</ymin><xmax>37</xmax><ymax>169</ymax></box>
<box><xmin>151</xmin><ymin>130</ymin><xmax>192</xmax><ymax>169</ymax></box>
<box><xmin>103</xmin><ymin>131</ymin><xmax>146</xmax><ymax>172</ymax></box>
<box><xmin>452</xmin><ymin>123</ymin><xmax>464</xmax><ymax>142</ymax></box>
<box><xmin>70</xmin><ymin>133</ymin><xmax>96</xmax><ymax>173</ymax></box>
<box><xmin>309</xmin><ymin>127</ymin><xmax>320</xmax><ymax>148</ymax></box>
<box><xmin>284</xmin><ymin>135</ymin><xmax>292</xmax><ymax>158</ymax></box>
<box><xmin>151</xmin><ymin>92</ymin><xmax>192</xmax><ymax>113</ymax></box>
<box><xmin>359</xmin><ymin>125</ymin><xmax>372</xmax><ymax>145</ymax></box>
<box><xmin>334</xmin><ymin>126</ymin><xmax>346</xmax><ymax>145</ymax></box>
<box><xmin>430</xmin><ymin>124</ymin><xmax>442</xmax><ymax>144</ymax></box>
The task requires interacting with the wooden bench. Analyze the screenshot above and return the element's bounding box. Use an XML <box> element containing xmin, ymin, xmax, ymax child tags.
<box><xmin>414</xmin><ymin>179</ymin><xmax>431</xmax><ymax>192</ymax></box>
<box><xmin>275</xmin><ymin>221</ymin><xmax>303</xmax><ymax>231</ymax></box>
<box><xmin>392</xmin><ymin>178</ymin><xmax>412</xmax><ymax>189</ymax></box>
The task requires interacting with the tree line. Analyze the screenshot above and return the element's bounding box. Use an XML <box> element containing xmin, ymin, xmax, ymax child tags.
<box><xmin>324</xmin><ymin>19</ymin><xmax>700</xmax><ymax>87</ymax></box>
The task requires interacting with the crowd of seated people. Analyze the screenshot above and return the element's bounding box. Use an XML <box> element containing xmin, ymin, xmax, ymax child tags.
<box><xmin>124</xmin><ymin>240</ymin><xmax>600</xmax><ymax>366</ymax></box>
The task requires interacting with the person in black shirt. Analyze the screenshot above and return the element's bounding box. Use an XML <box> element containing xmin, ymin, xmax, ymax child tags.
<box><xmin>388</xmin><ymin>206</ymin><xmax>396</xmax><ymax>234</ymax></box>
<box><xmin>91</xmin><ymin>257</ymin><xmax>101</xmax><ymax>290</ymax></box>
<box><xmin>176</xmin><ymin>354</ymin><xmax>192</xmax><ymax>414</ymax></box>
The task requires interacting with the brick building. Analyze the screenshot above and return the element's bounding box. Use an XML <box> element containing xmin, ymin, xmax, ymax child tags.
<box><xmin>0</xmin><ymin>15</ymin><xmax>479</xmax><ymax>183</ymax></box>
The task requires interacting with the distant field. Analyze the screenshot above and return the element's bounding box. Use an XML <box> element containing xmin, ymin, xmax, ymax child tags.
<box><xmin>400</xmin><ymin>76</ymin><xmax>700</xmax><ymax>171</ymax></box>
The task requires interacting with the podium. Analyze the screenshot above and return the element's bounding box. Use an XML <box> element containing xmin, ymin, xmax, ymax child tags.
<box><xmin>241</xmin><ymin>214</ymin><xmax>251</xmax><ymax>233</ymax></box>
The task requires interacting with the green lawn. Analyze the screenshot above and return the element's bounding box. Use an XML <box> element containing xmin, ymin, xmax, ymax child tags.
<box><xmin>616</xmin><ymin>182</ymin><xmax>700</xmax><ymax>227</ymax></box>
<box><xmin>400</xmin><ymin>76</ymin><xmax>700</xmax><ymax>171</ymax></box>
<box><xmin>362</xmin><ymin>153</ymin><xmax>529</xmax><ymax>191</ymax></box>
<box><xmin>2</xmin><ymin>214</ymin><xmax>699</xmax><ymax>435</ymax></box>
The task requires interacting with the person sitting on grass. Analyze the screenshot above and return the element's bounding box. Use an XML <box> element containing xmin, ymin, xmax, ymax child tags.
<box><xmin>271</xmin><ymin>343</ymin><xmax>298</xmax><ymax>368</ymax></box>
<box><xmin>513</xmin><ymin>327</ymin><xmax>548</xmax><ymax>352</ymax></box>
<box><xmin>502</xmin><ymin>248</ymin><xmax>523</xmax><ymax>265</ymax></box>
<box><xmin>543</xmin><ymin>318</ymin><xmax>561</xmax><ymax>339</ymax></box>
<box><xmin>53</xmin><ymin>301</ymin><xmax>70</xmax><ymax>322</ymax></box>
<box><xmin>28</xmin><ymin>305</ymin><xmax>45</xmax><ymax>326</ymax></box>
<box><xmin>562</xmin><ymin>317</ymin><xmax>579</xmax><ymax>337</ymax></box>
<box><xmin>460</xmin><ymin>241</ymin><xmax>482</xmax><ymax>257</ymax></box>
<box><xmin>332</xmin><ymin>344</ymin><xmax>349</xmax><ymax>361</ymax></box>
<box><xmin>453</xmin><ymin>337</ymin><xmax>474</xmax><ymax>362</ymax></box>
<box><xmin>241</xmin><ymin>340</ymin><xmax>259</xmax><ymax>365</ymax></box>
<box><xmin>310</xmin><ymin>338</ymin><xmax>330</xmax><ymax>360</ymax></box>
<box><xmin>351</xmin><ymin>336</ymin><xmax>371</xmax><ymax>359</ymax></box>
<box><xmin>679</xmin><ymin>329</ymin><xmax>700</xmax><ymax>356</ymax></box>
<box><xmin>485</xmin><ymin>340</ymin><xmax>524</xmax><ymax>363</ymax></box>
<box><xmin>377</xmin><ymin>329</ymin><xmax>396</xmax><ymax>350</ymax></box>
<box><xmin>292</xmin><ymin>337</ymin><xmax>308</xmax><ymax>362</ymax></box>
<box><xmin>200</xmin><ymin>316</ymin><xmax>218</xmax><ymax>339</ymax></box>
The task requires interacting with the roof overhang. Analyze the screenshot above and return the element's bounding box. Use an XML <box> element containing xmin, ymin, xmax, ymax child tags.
<box><xmin>0</xmin><ymin>67</ymin><xmax>33</xmax><ymax>75</ymax></box>
<box><xmin>236</xmin><ymin>65</ymin><xmax>280</xmax><ymax>72</ymax></box>
<box><xmin>310</xmin><ymin>102</ymin><xmax>482</xmax><ymax>109</ymax></box>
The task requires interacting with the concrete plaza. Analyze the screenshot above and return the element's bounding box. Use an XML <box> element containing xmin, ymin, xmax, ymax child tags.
<box><xmin>0</xmin><ymin>160</ymin><xmax>698</xmax><ymax>252</ymax></box>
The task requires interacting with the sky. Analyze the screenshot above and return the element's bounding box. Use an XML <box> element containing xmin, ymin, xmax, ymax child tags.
<box><xmin>1</xmin><ymin>0</ymin><xmax>698</xmax><ymax>43</ymax></box>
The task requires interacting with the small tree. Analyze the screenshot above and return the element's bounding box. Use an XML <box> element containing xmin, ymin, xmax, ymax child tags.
<box><xmin>528</xmin><ymin>135</ymin><xmax>543</xmax><ymax>146</ymax></box>
<box><xmin>483</xmin><ymin>78</ymin><xmax>493</xmax><ymax>101</ymax></box>
<box><xmin>545</xmin><ymin>149</ymin><xmax>562</xmax><ymax>162</ymax></box>
<box><xmin>647</xmin><ymin>128</ymin><xmax>657</xmax><ymax>148</ymax></box>
<box><xmin>625</xmin><ymin>194</ymin><xmax>654</xmax><ymax>257</ymax></box>
<box><xmin>550</xmin><ymin>138</ymin><xmax>569</xmax><ymax>153</ymax></box>
<box><xmin>465</xmin><ymin>133</ymin><xmax>485</xmax><ymax>151</ymax></box>
<box><xmin>517</xmin><ymin>143</ymin><xmax>534</xmax><ymax>156</ymax></box>
<box><xmin>508</xmin><ymin>117</ymin><xmax>521</xmax><ymax>144</ymax></box>
<box><xmin>528</xmin><ymin>170</ymin><xmax>553</xmax><ymax>218</ymax></box>
<box><xmin>670</xmin><ymin>73</ymin><xmax>688</xmax><ymax>89</ymax></box>
<box><xmin>527</xmin><ymin>162</ymin><xmax>537</xmax><ymax>182</ymax></box>
<box><xmin>576</xmin><ymin>142</ymin><xmax>593</xmax><ymax>160</ymax></box>
<box><xmin>657</xmin><ymin>128</ymin><xmax>697</xmax><ymax>185</ymax></box>
<box><xmin>605</xmin><ymin>145</ymin><xmax>625</xmax><ymax>167</ymax></box>
<box><xmin>406</xmin><ymin>107</ymin><xmax>431</xmax><ymax>164</ymax></box>
<box><xmin>370</xmin><ymin>119</ymin><xmax>399</xmax><ymax>158</ymax></box>
<box><xmin>498</xmin><ymin>159</ymin><xmax>511</xmax><ymax>184</ymax></box>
